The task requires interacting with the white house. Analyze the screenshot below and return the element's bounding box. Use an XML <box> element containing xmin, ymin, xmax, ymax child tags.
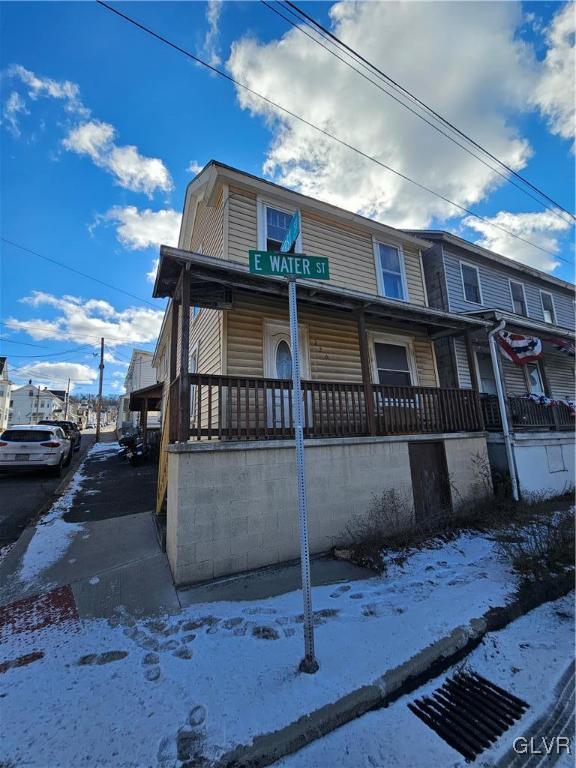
<box><xmin>0</xmin><ymin>358</ymin><xmax>12</xmax><ymax>432</ymax></box>
<box><xmin>9</xmin><ymin>381</ymin><xmax>65</xmax><ymax>425</ymax></box>
<box><xmin>121</xmin><ymin>349</ymin><xmax>161</xmax><ymax>430</ymax></box>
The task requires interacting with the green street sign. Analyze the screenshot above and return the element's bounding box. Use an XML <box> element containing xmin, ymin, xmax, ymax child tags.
<box><xmin>249</xmin><ymin>250</ymin><xmax>330</xmax><ymax>280</ymax></box>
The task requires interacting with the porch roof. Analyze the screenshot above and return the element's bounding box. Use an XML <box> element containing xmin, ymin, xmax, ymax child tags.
<box><xmin>154</xmin><ymin>246</ymin><xmax>490</xmax><ymax>335</ymax></box>
<box><xmin>128</xmin><ymin>383</ymin><xmax>162</xmax><ymax>412</ymax></box>
<box><xmin>463</xmin><ymin>309</ymin><xmax>576</xmax><ymax>341</ymax></box>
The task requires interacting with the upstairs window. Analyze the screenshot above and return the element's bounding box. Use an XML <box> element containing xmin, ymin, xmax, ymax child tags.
<box><xmin>374</xmin><ymin>342</ymin><xmax>413</xmax><ymax>386</ymax></box>
<box><xmin>540</xmin><ymin>291</ymin><xmax>556</xmax><ymax>324</ymax></box>
<box><xmin>263</xmin><ymin>205</ymin><xmax>297</xmax><ymax>253</ymax></box>
<box><xmin>460</xmin><ymin>263</ymin><xmax>482</xmax><ymax>304</ymax></box>
<box><xmin>376</xmin><ymin>242</ymin><xmax>407</xmax><ymax>301</ymax></box>
<box><xmin>510</xmin><ymin>280</ymin><xmax>528</xmax><ymax>316</ymax></box>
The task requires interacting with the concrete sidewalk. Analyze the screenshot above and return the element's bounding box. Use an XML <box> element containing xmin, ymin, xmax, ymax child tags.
<box><xmin>0</xmin><ymin>438</ymin><xmax>180</xmax><ymax>619</ymax></box>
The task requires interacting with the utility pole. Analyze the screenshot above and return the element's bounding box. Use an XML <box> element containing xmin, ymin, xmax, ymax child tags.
<box><xmin>64</xmin><ymin>378</ymin><xmax>71</xmax><ymax>420</ymax></box>
<box><xmin>95</xmin><ymin>337</ymin><xmax>104</xmax><ymax>442</ymax></box>
<box><xmin>33</xmin><ymin>384</ymin><xmax>40</xmax><ymax>424</ymax></box>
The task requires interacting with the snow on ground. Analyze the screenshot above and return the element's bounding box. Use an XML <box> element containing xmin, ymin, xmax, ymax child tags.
<box><xmin>1</xmin><ymin>531</ymin><xmax>521</xmax><ymax>767</ymax></box>
<box><xmin>277</xmin><ymin>594</ymin><xmax>575</xmax><ymax>768</ymax></box>
<box><xmin>17</xmin><ymin>442</ymin><xmax>118</xmax><ymax>585</ymax></box>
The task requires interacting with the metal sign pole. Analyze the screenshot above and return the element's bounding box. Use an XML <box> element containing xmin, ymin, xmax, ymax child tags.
<box><xmin>288</xmin><ymin>276</ymin><xmax>318</xmax><ymax>674</ymax></box>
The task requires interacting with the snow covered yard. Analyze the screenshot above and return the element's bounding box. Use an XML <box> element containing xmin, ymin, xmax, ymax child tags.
<box><xmin>0</xmin><ymin>530</ymin><xmax>524</xmax><ymax>768</ymax></box>
<box><xmin>277</xmin><ymin>594</ymin><xmax>575</xmax><ymax>768</ymax></box>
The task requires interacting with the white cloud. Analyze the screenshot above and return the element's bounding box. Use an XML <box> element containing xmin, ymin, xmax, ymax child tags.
<box><xmin>202</xmin><ymin>0</ymin><xmax>223</xmax><ymax>67</ymax></box>
<box><xmin>11</xmin><ymin>362</ymin><xmax>97</xmax><ymax>392</ymax></box>
<box><xmin>532</xmin><ymin>2</ymin><xmax>576</xmax><ymax>148</ymax></box>
<box><xmin>2</xmin><ymin>91</ymin><xmax>28</xmax><ymax>137</ymax></box>
<box><xmin>7</xmin><ymin>64</ymin><xmax>90</xmax><ymax>118</ymax></box>
<box><xmin>100</xmin><ymin>205</ymin><xmax>181</xmax><ymax>250</ymax></box>
<box><xmin>6</xmin><ymin>291</ymin><xmax>164</xmax><ymax>348</ymax></box>
<box><xmin>227</xmin><ymin>2</ymin><xmax>542</xmax><ymax>229</ymax></box>
<box><xmin>146</xmin><ymin>258</ymin><xmax>160</xmax><ymax>285</ymax></box>
<box><xmin>63</xmin><ymin>120</ymin><xmax>173</xmax><ymax>197</ymax></box>
<box><xmin>463</xmin><ymin>210</ymin><xmax>571</xmax><ymax>271</ymax></box>
<box><xmin>187</xmin><ymin>160</ymin><xmax>204</xmax><ymax>176</ymax></box>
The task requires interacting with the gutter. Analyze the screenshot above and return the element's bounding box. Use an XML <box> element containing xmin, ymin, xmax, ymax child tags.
<box><xmin>488</xmin><ymin>319</ymin><xmax>520</xmax><ymax>501</ymax></box>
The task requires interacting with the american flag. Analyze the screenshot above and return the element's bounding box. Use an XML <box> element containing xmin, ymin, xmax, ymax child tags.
<box><xmin>496</xmin><ymin>330</ymin><xmax>542</xmax><ymax>365</ymax></box>
<box><xmin>543</xmin><ymin>337</ymin><xmax>576</xmax><ymax>356</ymax></box>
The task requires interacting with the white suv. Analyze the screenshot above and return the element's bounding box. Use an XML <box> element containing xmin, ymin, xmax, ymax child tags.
<box><xmin>0</xmin><ymin>424</ymin><xmax>72</xmax><ymax>477</ymax></box>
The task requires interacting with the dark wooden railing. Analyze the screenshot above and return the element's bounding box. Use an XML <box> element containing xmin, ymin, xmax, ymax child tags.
<box><xmin>169</xmin><ymin>373</ymin><xmax>484</xmax><ymax>442</ymax></box>
<box><xmin>480</xmin><ymin>394</ymin><xmax>574</xmax><ymax>432</ymax></box>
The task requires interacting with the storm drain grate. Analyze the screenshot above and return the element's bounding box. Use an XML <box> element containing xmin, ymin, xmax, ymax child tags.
<box><xmin>408</xmin><ymin>670</ymin><xmax>529</xmax><ymax>762</ymax></box>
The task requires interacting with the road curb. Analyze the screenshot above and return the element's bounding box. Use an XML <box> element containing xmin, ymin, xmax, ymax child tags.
<box><xmin>215</xmin><ymin>572</ymin><xmax>574</xmax><ymax>768</ymax></box>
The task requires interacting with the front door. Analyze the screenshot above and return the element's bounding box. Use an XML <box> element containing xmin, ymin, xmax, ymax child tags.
<box><xmin>264</xmin><ymin>322</ymin><xmax>310</xmax><ymax>430</ymax></box>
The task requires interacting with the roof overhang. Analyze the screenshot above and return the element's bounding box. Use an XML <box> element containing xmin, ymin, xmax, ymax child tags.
<box><xmin>128</xmin><ymin>383</ymin><xmax>163</xmax><ymax>412</ymax></box>
<box><xmin>154</xmin><ymin>246</ymin><xmax>490</xmax><ymax>335</ymax></box>
<box><xmin>463</xmin><ymin>309</ymin><xmax>576</xmax><ymax>341</ymax></box>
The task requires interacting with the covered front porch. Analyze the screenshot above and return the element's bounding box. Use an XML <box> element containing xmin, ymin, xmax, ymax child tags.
<box><xmin>155</xmin><ymin>246</ymin><xmax>489</xmax><ymax>445</ymax></box>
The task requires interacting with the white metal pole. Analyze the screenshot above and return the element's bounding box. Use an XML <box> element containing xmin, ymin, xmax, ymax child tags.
<box><xmin>488</xmin><ymin>321</ymin><xmax>519</xmax><ymax>501</ymax></box>
<box><xmin>288</xmin><ymin>277</ymin><xmax>318</xmax><ymax>674</ymax></box>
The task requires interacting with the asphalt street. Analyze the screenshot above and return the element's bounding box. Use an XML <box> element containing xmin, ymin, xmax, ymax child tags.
<box><xmin>0</xmin><ymin>427</ymin><xmax>105</xmax><ymax>547</ymax></box>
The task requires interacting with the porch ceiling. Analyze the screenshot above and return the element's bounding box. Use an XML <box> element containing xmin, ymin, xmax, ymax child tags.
<box><xmin>463</xmin><ymin>309</ymin><xmax>576</xmax><ymax>341</ymax></box>
<box><xmin>128</xmin><ymin>383</ymin><xmax>162</xmax><ymax>412</ymax></box>
<box><xmin>154</xmin><ymin>246</ymin><xmax>490</xmax><ymax>335</ymax></box>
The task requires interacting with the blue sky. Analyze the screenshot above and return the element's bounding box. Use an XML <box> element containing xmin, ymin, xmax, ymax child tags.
<box><xmin>1</xmin><ymin>1</ymin><xmax>574</xmax><ymax>394</ymax></box>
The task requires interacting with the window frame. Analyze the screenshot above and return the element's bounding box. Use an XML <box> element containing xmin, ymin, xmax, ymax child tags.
<box><xmin>525</xmin><ymin>362</ymin><xmax>545</xmax><ymax>396</ymax></box>
<box><xmin>509</xmin><ymin>279</ymin><xmax>529</xmax><ymax>318</ymax></box>
<box><xmin>257</xmin><ymin>198</ymin><xmax>302</xmax><ymax>253</ymax></box>
<box><xmin>540</xmin><ymin>290</ymin><xmax>556</xmax><ymax>325</ymax></box>
<box><xmin>372</xmin><ymin>239</ymin><xmax>409</xmax><ymax>302</ymax></box>
<box><xmin>369</xmin><ymin>332</ymin><xmax>418</xmax><ymax>386</ymax></box>
<box><xmin>459</xmin><ymin>261</ymin><xmax>484</xmax><ymax>305</ymax></box>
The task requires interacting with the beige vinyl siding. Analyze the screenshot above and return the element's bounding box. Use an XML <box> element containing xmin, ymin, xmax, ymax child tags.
<box><xmin>189</xmin><ymin>190</ymin><xmax>225</xmax><ymax>259</ymax></box>
<box><xmin>228</xmin><ymin>187</ymin><xmax>258</xmax><ymax>265</ymax></box>
<box><xmin>225</xmin><ymin>291</ymin><xmax>438</xmax><ymax>386</ymax></box>
<box><xmin>225</xmin><ymin>185</ymin><xmax>427</xmax><ymax>305</ymax></box>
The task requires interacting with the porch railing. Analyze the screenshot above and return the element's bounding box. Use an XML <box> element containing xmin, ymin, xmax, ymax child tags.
<box><xmin>480</xmin><ymin>394</ymin><xmax>574</xmax><ymax>432</ymax></box>
<box><xmin>169</xmin><ymin>373</ymin><xmax>484</xmax><ymax>442</ymax></box>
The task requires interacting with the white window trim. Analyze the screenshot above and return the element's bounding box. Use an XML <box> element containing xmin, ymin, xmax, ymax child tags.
<box><xmin>526</xmin><ymin>361</ymin><xmax>545</xmax><ymax>396</ymax></box>
<box><xmin>368</xmin><ymin>332</ymin><xmax>418</xmax><ymax>386</ymax></box>
<box><xmin>372</xmin><ymin>238</ymin><xmax>409</xmax><ymax>302</ymax></box>
<box><xmin>540</xmin><ymin>290</ymin><xmax>556</xmax><ymax>325</ymax></box>
<box><xmin>459</xmin><ymin>261</ymin><xmax>484</xmax><ymax>306</ymax></box>
<box><xmin>257</xmin><ymin>198</ymin><xmax>302</xmax><ymax>253</ymax></box>
<box><xmin>509</xmin><ymin>279</ymin><xmax>529</xmax><ymax>318</ymax></box>
<box><xmin>263</xmin><ymin>319</ymin><xmax>310</xmax><ymax>379</ymax></box>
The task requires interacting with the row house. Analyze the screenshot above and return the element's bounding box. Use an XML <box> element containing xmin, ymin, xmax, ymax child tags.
<box><xmin>416</xmin><ymin>231</ymin><xmax>575</xmax><ymax>498</ymax></box>
<box><xmin>152</xmin><ymin>161</ymin><xmax>493</xmax><ymax>586</ymax></box>
<box><xmin>9</xmin><ymin>381</ymin><xmax>65</xmax><ymax>425</ymax></box>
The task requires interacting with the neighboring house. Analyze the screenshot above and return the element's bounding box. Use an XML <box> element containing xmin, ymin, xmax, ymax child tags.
<box><xmin>152</xmin><ymin>160</ymin><xmax>493</xmax><ymax>586</ymax></box>
<box><xmin>416</xmin><ymin>230</ymin><xmax>575</xmax><ymax>498</ymax></box>
<box><xmin>122</xmin><ymin>349</ymin><xmax>161</xmax><ymax>430</ymax></box>
<box><xmin>9</xmin><ymin>381</ymin><xmax>65</xmax><ymax>425</ymax></box>
<box><xmin>0</xmin><ymin>358</ymin><xmax>12</xmax><ymax>432</ymax></box>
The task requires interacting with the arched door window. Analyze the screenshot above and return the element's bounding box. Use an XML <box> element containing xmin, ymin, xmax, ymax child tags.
<box><xmin>275</xmin><ymin>340</ymin><xmax>292</xmax><ymax>379</ymax></box>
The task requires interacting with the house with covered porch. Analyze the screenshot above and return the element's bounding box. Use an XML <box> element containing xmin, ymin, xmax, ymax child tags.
<box><xmin>416</xmin><ymin>230</ymin><xmax>575</xmax><ymax>498</ymax></box>
<box><xmin>152</xmin><ymin>161</ymin><xmax>493</xmax><ymax>586</ymax></box>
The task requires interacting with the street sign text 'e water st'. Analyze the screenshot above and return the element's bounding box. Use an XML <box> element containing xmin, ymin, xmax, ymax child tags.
<box><xmin>248</xmin><ymin>213</ymin><xmax>330</xmax><ymax>674</ymax></box>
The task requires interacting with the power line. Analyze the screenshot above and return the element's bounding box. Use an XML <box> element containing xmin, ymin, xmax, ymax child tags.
<box><xmin>96</xmin><ymin>1</ymin><xmax>570</xmax><ymax>262</ymax></box>
<box><xmin>1</xmin><ymin>237</ymin><xmax>161</xmax><ymax>308</ymax></box>
<box><xmin>262</xmin><ymin>0</ymin><xmax>573</xmax><ymax>228</ymax></box>
<box><xmin>0</xmin><ymin>322</ymin><xmax>157</xmax><ymax>346</ymax></box>
<box><xmin>283</xmin><ymin>0</ymin><xmax>576</xmax><ymax>225</ymax></box>
<box><xmin>5</xmin><ymin>345</ymin><xmax>94</xmax><ymax>358</ymax></box>
<box><xmin>0</xmin><ymin>336</ymin><xmax>51</xmax><ymax>349</ymax></box>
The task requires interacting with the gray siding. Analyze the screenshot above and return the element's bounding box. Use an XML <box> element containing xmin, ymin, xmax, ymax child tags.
<box><xmin>421</xmin><ymin>244</ymin><xmax>447</xmax><ymax>310</ymax></box>
<box><xmin>442</xmin><ymin>247</ymin><xmax>575</xmax><ymax>331</ymax></box>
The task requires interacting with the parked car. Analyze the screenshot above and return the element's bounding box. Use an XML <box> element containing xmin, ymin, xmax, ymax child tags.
<box><xmin>0</xmin><ymin>424</ymin><xmax>72</xmax><ymax>476</ymax></box>
<box><xmin>38</xmin><ymin>420</ymin><xmax>82</xmax><ymax>452</ymax></box>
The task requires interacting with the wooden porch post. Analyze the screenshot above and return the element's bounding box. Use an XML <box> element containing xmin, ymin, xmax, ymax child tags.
<box><xmin>169</xmin><ymin>299</ymin><xmax>179</xmax><ymax>384</ymax></box>
<box><xmin>178</xmin><ymin>267</ymin><xmax>191</xmax><ymax>442</ymax></box>
<box><xmin>141</xmin><ymin>398</ymin><xmax>148</xmax><ymax>448</ymax></box>
<box><xmin>356</xmin><ymin>311</ymin><xmax>376</xmax><ymax>436</ymax></box>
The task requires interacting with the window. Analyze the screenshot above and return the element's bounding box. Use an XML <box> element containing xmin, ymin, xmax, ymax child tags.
<box><xmin>526</xmin><ymin>363</ymin><xmax>545</xmax><ymax>396</ymax></box>
<box><xmin>509</xmin><ymin>281</ymin><xmax>528</xmax><ymax>316</ymax></box>
<box><xmin>476</xmin><ymin>352</ymin><xmax>497</xmax><ymax>395</ymax></box>
<box><xmin>374</xmin><ymin>342</ymin><xmax>413</xmax><ymax>386</ymax></box>
<box><xmin>261</xmin><ymin>205</ymin><xmax>298</xmax><ymax>253</ymax></box>
<box><xmin>375</xmin><ymin>242</ymin><xmax>406</xmax><ymax>300</ymax></box>
<box><xmin>540</xmin><ymin>291</ymin><xmax>556</xmax><ymax>324</ymax></box>
<box><xmin>460</xmin><ymin>263</ymin><xmax>482</xmax><ymax>304</ymax></box>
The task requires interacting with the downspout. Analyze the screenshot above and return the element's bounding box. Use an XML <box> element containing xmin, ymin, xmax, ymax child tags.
<box><xmin>488</xmin><ymin>319</ymin><xmax>520</xmax><ymax>501</ymax></box>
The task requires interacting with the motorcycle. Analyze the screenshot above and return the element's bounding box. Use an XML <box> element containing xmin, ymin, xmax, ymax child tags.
<box><xmin>118</xmin><ymin>430</ymin><xmax>139</xmax><ymax>461</ymax></box>
<box><xmin>126</xmin><ymin>435</ymin><xmax>150</xmax><ymax>466</ymax></box>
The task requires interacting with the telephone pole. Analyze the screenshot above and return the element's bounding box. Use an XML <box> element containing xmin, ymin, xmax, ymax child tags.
<box><xmin>64</xmin><ymin>378</ymin><xmax>71</xmax><ymax>420</ymax></box>
<box><xmin>95</xmin><ymin>338</ymin><xmax>104</xmax><ymax>442</ymax></box>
